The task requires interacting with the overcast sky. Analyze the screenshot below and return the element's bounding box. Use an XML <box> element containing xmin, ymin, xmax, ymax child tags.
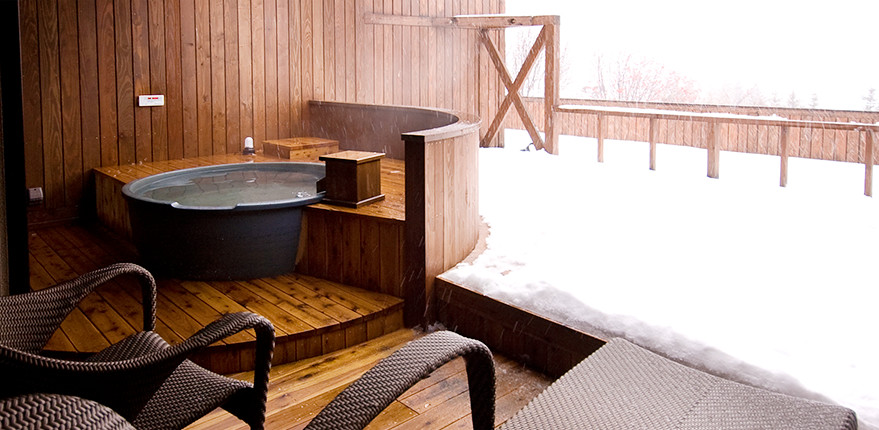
<box><xmin>505</xmin><ymin>0</ymin><xmax>879</xmax><ymax>110</ymax></box>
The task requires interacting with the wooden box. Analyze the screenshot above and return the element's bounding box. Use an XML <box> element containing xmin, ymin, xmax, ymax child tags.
<box><xmin>263</xmin><ymin>137</ymin><xmax>339</xmax><ymax>161</ymax></box>
<box><xmin>317</xmin><ymin>151</ymin><xmax>385</xmax><ymax>207</ymax></box>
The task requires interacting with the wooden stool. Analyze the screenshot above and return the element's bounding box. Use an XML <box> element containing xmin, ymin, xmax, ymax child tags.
<box><xmin>263</xmin><ymin>137</ymin><xmax>339</xmax><ymax>161</ymax></box>
<box><xmin>317</xmin><ymin>151</ymin><xmax>385</xmax><ymax>207</ymax></box>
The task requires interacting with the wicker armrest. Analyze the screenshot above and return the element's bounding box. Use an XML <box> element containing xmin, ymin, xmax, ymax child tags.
<box><xmin>304</xmin><ymin>330</ymin><xmax>496</xmax><ymax>430</ymax></box>
<box><xmin>0</xmin><ymin>263</ymin><xmax>156</xmax><ymax>353</ymax></box>
<box><xmin>0</xmin><ymin>393</ymin><xmax>135</xmax><ymax>430</ymax></box>
<box><xmin>0</xmin><ymin>312</ymin><xmax>274</xmax><ymax>422</ymax></box>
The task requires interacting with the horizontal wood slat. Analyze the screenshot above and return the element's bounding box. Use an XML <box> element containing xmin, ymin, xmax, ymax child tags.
<box><xmin>30</xmin><ymin>223</ymin><xmax>403</xmax><ymax>374</ymax></box>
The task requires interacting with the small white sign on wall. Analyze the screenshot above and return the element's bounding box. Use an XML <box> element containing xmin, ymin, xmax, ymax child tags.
<box><xmin>138</xmin><ymin>95</ymin><xmax>165</xmax><ymax>107</ymax></box>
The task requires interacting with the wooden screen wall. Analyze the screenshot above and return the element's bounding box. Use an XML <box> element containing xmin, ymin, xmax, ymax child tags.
<box><xmin>20</xmin><ymin>0</ymin><xmax>504</xmax><ymax>225</ymax></box>
<box><xmin>509</xmin><ymin>97</ymin><xmax>879</xmax><ymax>164</ymax></box>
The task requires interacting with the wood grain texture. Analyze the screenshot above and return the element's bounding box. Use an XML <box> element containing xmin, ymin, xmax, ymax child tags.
<box><xmin>23</xmin><ymin>0</ymin><xmax>502</xmax><ymax>225</ymax></box>
<box><xmin>186</xmin><ymin>328</ymin><xmax>552</xmax><ymax>430</ymax></box>
<box><xmin>31</xmin><ymin>223</ymin><xmax>403</xmax><ymax>373</ymax></box>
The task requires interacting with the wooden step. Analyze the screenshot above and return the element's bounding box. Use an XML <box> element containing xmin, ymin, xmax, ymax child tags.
<box><xmin>29</xmin><ymin>223</ymin><xmax>404</xmax><ymax>374</ymax></box>
<box><xmin>263</xmin><ymin>137</ymin><xmax>340</xmax><ymax>161</ymax></box>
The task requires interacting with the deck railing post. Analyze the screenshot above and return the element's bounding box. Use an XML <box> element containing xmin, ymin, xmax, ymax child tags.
<box><xmin>544</xmin><ymin>17</ymin><xmax>561</xmax><ymax>155</ymax></box>
<box><xmin>780</xmin><ymin>126</ymin><xmax>790</xmax><ymax>187</ymax></box>
<box><xmin>707</xmin><ymin>122</ymin><xmax>720</xmax><ymax>178</ymax></box>
<box><xmin>597</xmin><ymin>114</ymin><xmax>604</xmax><ymax>162</ymax></box>
<box><xmin>649</xmin><ymin>118</ymin><xmax>658</xmax><ymax>170</ymax></box>
<box><xmin>866</xmin><ymin>130</ymin><xmax>874</xmax><ymax>197</ymax></box>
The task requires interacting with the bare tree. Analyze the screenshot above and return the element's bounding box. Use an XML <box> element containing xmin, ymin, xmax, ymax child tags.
<box><xmin>863</xmin><ymin>88</ymin><xmax>876</xmax><ymax>111</ymax></box>
<box><xmin>787</xmin><ymin>91</ymin><xmax>800</xmax><ymax>108</ymax></box>
<box><xmin>584</xmin><ymin>53</ymin><xmax>699</xmax><ymax>103</ymax></box>
<box><xmin>506</xmin><ymin>27</ymin><xmax>572</xmax><ymax>97</ymax></box>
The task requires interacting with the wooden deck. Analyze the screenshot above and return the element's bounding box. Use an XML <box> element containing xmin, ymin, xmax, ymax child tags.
<box><xmin>94</xmin><ymin>151</ymin><xmax>405</xmax><ymax>239</ymax></box>
<box><xmin>186</xmin><ymin>328</ymin><xmax>553</xmax><ymax>430</ymax></box>
<box><xmin>30</xmin><ymin>223</ymin><xmax>404</xmax><ymax>374</ymax></box>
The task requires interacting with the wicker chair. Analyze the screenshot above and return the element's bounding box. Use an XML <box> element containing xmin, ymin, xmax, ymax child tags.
<box><xmin>1</xmin><ymin>393</ymin><xmax>135</xmax><ymax>430</ymax></box>
<box><xmin>0</xmin><ymin>263</ymin><xmax>275</xmax><ymax>430</ymax></box>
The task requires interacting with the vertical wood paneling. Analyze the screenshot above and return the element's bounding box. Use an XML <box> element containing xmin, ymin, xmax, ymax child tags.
<box><xmin>224</xmin><ymin>0</ymin><xmax>241</xmax><ymax>152</ymax></box>
<box><xmin>322</xmin><ymin>0</ymin><xmax>335</xmax><ymax>101</ymax></box>
<box><xmin>237</xmin><ymin>0</ymin><xmax>254</xmax><ymax>142</ymax></box>
<box><xmin>38</xmin><ymin>0</ymin><xmax>63</xmax><ymax>208</ymax></box>
<box><xmin>21</xmin><ymin>0</ymin><xmax>44</xmax><ymax>190</ymax></box>
<box><xmin>311</xmin><ymin>0</ymin><xmax>324</xmax><ymax>102</ymax></box>
<box><xmin>251</xmin><ymin>0</ymin><xmax>265</xmax><ymax>146</ymax></box>
<box><xmin>333</xmin><ymin>0</ymin><xmax>345</xmax><ymax>101</ymax></box>
<box><xmin>263</xmin><ymin>0</ymin><xmax>278</xmax><ymax>140</ymax></box>
<box><xmin>115</xmin><ymin>0</ymin><xmax>136</xmax><ymax>164</ymax></box>
<box><xmin>195</xmin><ymin>1</ymin><xmax>211</xmax><ymax>156</ymax></box>
<box><xmin>289</xmin><ymin>0</ymin><xmax>302</xmax><ymax>133</ymax></box>
<box><xmin>24</xmin><ymin>0</ymin><xmax>505</xmax><ymax>223</ymax></box>
<box><xmin>372</xmin><ymin>0</ymin><xmax>382</xmax><ymax>103</ymax></box>
<box><xmin>276</xmin><ymin>0</ymin><xmax>290</xmax><ymax>137</ymax></box>
<box><xmin>148</xmin><ymin>0</ymin><xmax>168</xmax><ymax>161</ymax></box>
<box><xmin>345</xmin><ymin>1</ymin><xmax>356</xmax><ymax>103</ymax></box>
<box><xmin>209</xmin><ymin>0</ymin><xmax>227</xmax><ymax>153</ymax></box>
<box><xmin>58</xmin><ymin>0</ymin><xmax>83</xmax><ymax>206</ymax></box>
<box><xmin>164</xmin><ymin>0</ymin><xmax>184</xmax><ymax>160</ymax></box>
<box><xmin>78</xmin><ymin>0</ymin><xmax>101</xmax><ymax>187</ymax></box>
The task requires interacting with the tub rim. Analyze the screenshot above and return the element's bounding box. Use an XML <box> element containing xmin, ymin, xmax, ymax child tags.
<box><xmin>121</xmin><ymin>162</ymin><xmax>326</xmax><ymax>211</ymax></box>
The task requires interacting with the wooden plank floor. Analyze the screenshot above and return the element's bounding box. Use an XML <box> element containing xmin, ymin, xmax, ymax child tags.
<box><xmin>187</xmin><ymin>328</ymin><xmax>553</xmax><ymax>430</ymax></box>
<box><xmin>29</xmin><ymin>223</ymin><xmax>404</xmax><ymax>374</ymax></box>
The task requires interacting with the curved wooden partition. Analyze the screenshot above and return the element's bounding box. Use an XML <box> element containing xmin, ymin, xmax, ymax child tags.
<box><xmin>307</xmin><ymin>101</ymin><xmax>461</xmax><ymax>160</ymax></box>
<box><xmin>401</xmin><ymin>110</ymin><xmax>481</xmax><ymax>327</ymax></box>
<box><xmin>306</xmin><ymin>101</ymin><xmax>481</xmax><ymax>326</ymax></box>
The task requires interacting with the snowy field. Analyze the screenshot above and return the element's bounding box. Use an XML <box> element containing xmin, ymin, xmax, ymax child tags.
<box><xmin>443</xmin><ymin>129</ymin><xmax>879</xmax><ymax>429</ymax></box>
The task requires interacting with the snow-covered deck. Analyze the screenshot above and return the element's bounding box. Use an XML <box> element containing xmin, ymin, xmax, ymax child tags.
<box><xmin>444</xmin><ymin>129</ymin><xmax>879</xmax><ymax>429</ymax></box>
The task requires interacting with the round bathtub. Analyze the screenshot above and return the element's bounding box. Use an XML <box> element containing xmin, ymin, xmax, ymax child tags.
<box><xmin>121</xmin><ymin>162</ymin><xmax>325</xmax><ymax>280</ymax></box>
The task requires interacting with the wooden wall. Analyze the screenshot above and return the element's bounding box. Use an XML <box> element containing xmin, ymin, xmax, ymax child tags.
<box><xmin>508</xmin><ymin>97</ymin><xmax>879</xmax><ymax>165</ymax></box>
<box><xmin>436</xmin><ymin>277</ymin><xmax>605</xmax><ymax>378</ymax></box>
<box><xmin>20</xmin><ymin>0</ymin><xmax>505</xmax><ymax>225</ymax></box>
<box><xmin>403</xmin><ymin>113</ymin><xmax>480</xmax><ymax>326</ymax></box>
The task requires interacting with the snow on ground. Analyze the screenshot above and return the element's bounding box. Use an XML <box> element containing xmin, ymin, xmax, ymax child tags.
<box><xmin>443</xmin><ymin>129</ymin><xmax>879</xmax><ymax>429</ymax></box>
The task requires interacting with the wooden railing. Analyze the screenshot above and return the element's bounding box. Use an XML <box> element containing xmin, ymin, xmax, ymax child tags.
<box><xmin>507</xmin><ymin>98</ymin><xmax>879</xmax><ymax>196</ymax></box>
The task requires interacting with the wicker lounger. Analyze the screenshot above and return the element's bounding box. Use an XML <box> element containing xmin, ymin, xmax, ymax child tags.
<box><xmin>313</xmin><ymin>333</ymin><xmax>858</xmax><ymax>430</ymax></box>
<box><xmin>501</xmin><ymin>337</ymin><xmax>858</xmax><ymax>430</ymax></box>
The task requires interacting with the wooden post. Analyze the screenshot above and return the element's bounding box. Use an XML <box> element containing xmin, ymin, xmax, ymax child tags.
<box><xmin>597</xmin><ymin>114</ymin><xmax>604</xmax><ymax>163</ymax></box>
<box><xmin>707</xmin><ymin>122</ymin><xmax>720</xmax><ymax>178</ymax></box>
<box><xmin>649</xmin><ymin>118</ymin><xmax>657</xmax><ymax>170</ymax></box>
<box><xmin>544</xmin><ymin>17</ymin><xmax>560</xmax><ymax>155</ymax></box>
<box><xmin>780</xmin><ymin>126</ymin><xmax>789</xmax><ymax>187</ymax></box>
<box><xmin>866</xmin><ymin>130</ymin><xmax>874</xmax><ymax>197</ymax></box>
<box><xmin>477</xmin><ymin>28</ymin><xmax>547</xmax><ymax>150</ymax></box>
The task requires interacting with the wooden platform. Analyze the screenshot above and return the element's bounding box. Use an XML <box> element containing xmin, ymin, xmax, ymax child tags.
<box><xmin>94</xmin><ymin>151</ymin><xmax>405</xmax><ymax>240</ymax></box>
<box><xmin>186</xmin><ymin>328</ymin><xmax>553</xmax><ymax>430</ymax></box>
<box><xmin>29</xmin><ymin>223</ymin><xmax>404</xmax><ymax>374</ymax></box>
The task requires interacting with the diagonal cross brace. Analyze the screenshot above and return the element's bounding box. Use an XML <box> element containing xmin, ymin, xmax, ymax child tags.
<box><xmin>478</xmin><ymin>27</ymin><xmax>549</xmax><ymax>149</ymax></box>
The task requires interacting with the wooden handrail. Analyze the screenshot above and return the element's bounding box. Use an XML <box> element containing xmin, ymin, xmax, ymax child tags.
<box><xmin>556</xmin><ymin>105</ymin><xmax>878</xmax><ymax>196</ymax></box>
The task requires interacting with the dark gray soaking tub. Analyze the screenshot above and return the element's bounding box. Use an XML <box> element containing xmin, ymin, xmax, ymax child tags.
<box><xmin>121</xmin><ymin>162</ymin><xmax>325</xmax><ymax>280</ymax></box>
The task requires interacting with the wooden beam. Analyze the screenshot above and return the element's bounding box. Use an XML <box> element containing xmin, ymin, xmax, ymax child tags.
<box><xmin>780</xmin><ymin>126</ymin><xmax>789</xmax><ymax>187</ymax></box>
<box><xmin>649</xmin><ymin>118</ymin><xmax>658</xmax><ymax>170</ymax></box>
<box><xmin>477</xmin><ymin>28</ymin><xmax>546</xmax><ymax>150</ymax></box>
<box><xmin>363</xmin><ymin>13</ymin><xmax>453</xmax><ymax>27</ymax></box>
<box><xmin>708</xmin><ymin>122</ymin><xmax>720</xmax><ymax>179</ymax></box>
<box><xmin>597</xmin><ymin>114</ymin><xmax>605</xmax><ymax>163</ymax></box>
<box><xmin>544</xmin><ymin>20</ymin><xmax>560</xmax><ymax>155</ymax></box>
<box><xmin>452</xmin><ymin>15</ymin><xmax>559</xmax><ymax>28</ymax></box>
<box><xmin>866</xmin><ymin>130</ymin><xmax>874</xmax><ymax>197</ymax></box>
